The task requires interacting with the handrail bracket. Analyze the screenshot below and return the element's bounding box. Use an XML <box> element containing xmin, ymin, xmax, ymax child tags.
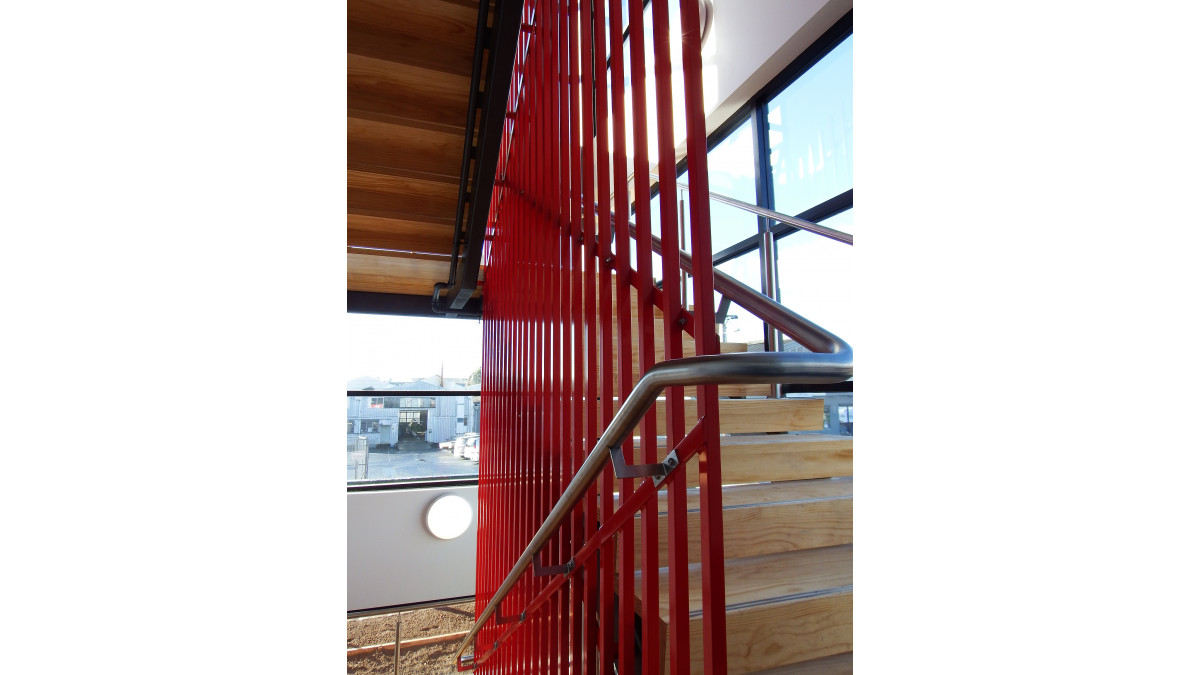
<box><xmin>495</xmin><ymin>609</ymin><xmax>526</xmax><ymax>624</ymax></box>
<box><xmin>533</xmin><ymin>556</ymin><xmax>575</xmax><ymax>577</ymax></box>
<box><xmin>607</xmin><ymin>445</ymin><xmax>681</xmax><ymax>488</ymax></box>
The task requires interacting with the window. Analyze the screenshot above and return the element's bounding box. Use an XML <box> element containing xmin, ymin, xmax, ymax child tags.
<box><xmin>652</xmin><ymin>17</ymin><xmax>853</xmax><ymax>352</ymax></box>
<box><xmin>768</xmin><ymin>35</ymin><xmax>853</xmax><ymax>217</ymax></box>
<box><xmin>775</xmin><ymin>208</ymin><xmax>855</xmax><ymax>350</ymax></box>
<box><xmin>347</xmin><ymin>314</ymin><xmax>483</xmax><ymax>486</ymax></box>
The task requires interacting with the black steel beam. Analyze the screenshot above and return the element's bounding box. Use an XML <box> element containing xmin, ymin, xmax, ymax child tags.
<box><xmin>445</xmin><ymin>0</ymin><xmax>524</xmax><ymax>310</ymax></box>
<box><xmin>445</xmin><ymin>0</ymin><xmax>491</xmax><ymax>294</ymax></box>
<box><xmin>348</xmin><ymin>291</ymin><xmax>481</xmax><ymax>319</ymax></box>
<box><xmin>347</xmin><ymin>390</ymin><xmax>482</xmax><ymax>397</ymax></box>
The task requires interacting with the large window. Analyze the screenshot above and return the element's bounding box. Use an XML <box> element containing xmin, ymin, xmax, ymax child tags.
<box><xmin>347</xmin><ymin>314</ymin><xmax>483</xmax><ymax>486</ymax></box>
<box><xmin>768</xmin><ymin>35</ymin><xmax>853</xmax><ymax>218</ymax></box>
<box><xmin>653</xmin><ymin>17</ymin><xmax>854</xmax><ymax>353</ymax></box>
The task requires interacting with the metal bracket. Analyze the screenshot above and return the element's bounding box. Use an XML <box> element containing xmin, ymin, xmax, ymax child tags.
<box><xmin>608</xmin><ymin>446</ymin><xmax>681</xmax><ymax>488</ymax></box>
<box><xmin>654</xmin><ymin>450</ymin><xmax>681</xmax><ymax>488</ymax></box>
<box><xmin>533</xmin><ymin>556</ymin><xmax>575</xmax><ymax>577</ymax></box>
<box><xmin>496</xmin><ymin>609</ymin><xmax>526</xmax><ymax>625</ymax></box>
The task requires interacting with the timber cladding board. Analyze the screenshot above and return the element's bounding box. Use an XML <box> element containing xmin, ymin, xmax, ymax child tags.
<box><xmin>347</xmin><ymin>214</ymin><xmax>455</xmax><ymax>255</ymax></box>
<box><xmin>347</xmin><ymin>252</ymin><xmax>483</xmax><ymax>296</ymax></box>
<box><xmin>348</xmin><ymin>0</ymin><xmax>478</xmax><ymax>56</ymax></box>
<box><xmin>348</xmin><ymin>22</ymin><xmax>475</xmax><ymax>78</ymax></box>
<box><xmin>347</xmin><ymin>170</ymin><xmax>459</xmax><ymax>221</ymax></box>
<box><xmin>348</xmin><ymin>116</ymin><xmax>464</xmax><ymax>178</ymax></box>
<box><xmin>348</xmin><ymin>53</ymin><xmax>471</xmax><ymax>129</ymax></box>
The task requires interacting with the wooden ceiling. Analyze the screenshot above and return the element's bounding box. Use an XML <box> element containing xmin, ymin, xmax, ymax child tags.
<box><xmin>348</xmin><ymin>0</ymin><xmax>487</xmax><ymax>301</ymax></box>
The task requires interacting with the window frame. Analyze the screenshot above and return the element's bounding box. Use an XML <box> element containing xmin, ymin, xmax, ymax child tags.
<box><xmin>651</xmin><ymin>10</ymin><xmax>854</xmax><ymax>345</ymax></box>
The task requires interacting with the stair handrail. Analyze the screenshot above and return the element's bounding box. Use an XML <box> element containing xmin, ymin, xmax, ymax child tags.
<box><xmin>453</xmin><ymin>333</ymin><xmax>851</xmax><ymax>665</ymax></box>
<box><xmin>649</xmin><ymin>172</ymin><xmax>853</xmax><ymax>245</ymax></box>
<box><xmin>606</xmin><ymin>207</ymin><xmax>843</xmax><ymax>353</ymax></box>
<box><xmin>455</xmin><ymin>196</ymin><xmax>854</xmax><ymax>665</ymax></box>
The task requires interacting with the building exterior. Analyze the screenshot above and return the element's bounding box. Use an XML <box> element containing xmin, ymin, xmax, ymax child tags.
<box><xmin>347</xmin><ymin>375</ymin><xmax>480</xmax><ymax>448</ymax></box>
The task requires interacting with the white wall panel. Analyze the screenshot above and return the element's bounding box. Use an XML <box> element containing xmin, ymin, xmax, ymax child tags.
<box><xmin>347</xmin><ymin>485</ymin><xmax>477</xmax><ymax>611</ymax></box>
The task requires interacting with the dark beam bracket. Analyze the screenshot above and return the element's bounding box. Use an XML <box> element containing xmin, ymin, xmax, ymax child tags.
<box><xmin>442</xmin><ymin>0</ymin><xmax>525</xmax><ymax>312</ymax></box>
<box><xmin>348</xmin><ymin>291</ymin><xmax>481</xmax><ymax>319</ymax></box>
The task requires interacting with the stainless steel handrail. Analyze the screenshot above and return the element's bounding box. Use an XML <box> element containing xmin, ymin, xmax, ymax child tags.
<box><xmin>649</xmin><ymin>172</ymin><xmax>853</xmax><ymax>245</ymax></box>
<box><xmin>452</xmin><ymin>347</ymin><xmax>851</xmax><ymax>664</ymax></box>
<box><xmin>613</xmin><ymin>212</ymin><xmax>843</xmax><ymax>353</ymax></box>
<box><xmin>645</xmin><ymin>223</ymin><xmax>843</xmax><ymax>353</ymax></box>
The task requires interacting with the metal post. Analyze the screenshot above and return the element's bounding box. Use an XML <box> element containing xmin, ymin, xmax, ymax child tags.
<box><xmin>760</xmin><ymin>228</ymin><xmax>783</xmax><ymax>398</ymax></box>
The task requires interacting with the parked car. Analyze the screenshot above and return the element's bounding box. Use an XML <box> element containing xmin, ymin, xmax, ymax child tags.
<box><xmin>463</xmin><ymin>436</ymin><xmax>480</xmax><ymax>462</ymax></box>
<box><xmin>439</xmin><ymin>439</ymin><xmax>455</xmax><ymax>451</ymax></box>
<box><xmin>453</xmin><ymin>433</ymin><xmax>479</xmax><ymax>458</ymax></box>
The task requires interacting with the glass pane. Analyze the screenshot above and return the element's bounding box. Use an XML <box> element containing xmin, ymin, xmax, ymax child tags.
<box><xmin>347</xmin><ymin>314</ymin><xmax>483</xmax><ymax>484</ymax></box>
<box><xmin>715</xmin><ymin>252</ymin><xmax>763</xmax><ymax>347</ymax></box>
<box><xmin>705</xmin><ymin>120</ymin><xmax>759</xmax><ymax>255</ymax></box>
<box><xmin>768</xmin><ymin>35</ymin><xmax>853</xmax><ymax>216</ymax></box>
<box><xmin>775</xmin><ymin>209</ymin><xmax>855</xmax><ymax>349</ymax></box>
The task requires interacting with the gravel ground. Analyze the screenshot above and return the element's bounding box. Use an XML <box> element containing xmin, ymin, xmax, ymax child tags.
<box><xmin>348</xmin><ymin>602</ymin><xmax>475</xmax><ymax>674</ymax></box>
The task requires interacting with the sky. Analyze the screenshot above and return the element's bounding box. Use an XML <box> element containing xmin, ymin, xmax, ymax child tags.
<box><xmin>346</xmin><ymin>313</ymin><xmax>483</xmax><ymax>384</ymax></box>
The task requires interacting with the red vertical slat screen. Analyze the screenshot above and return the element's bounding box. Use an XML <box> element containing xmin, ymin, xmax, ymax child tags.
<box><xmin>472</xmin><ymin>0</ymin><xmax>723</xmax><ymax>672</ymax></box>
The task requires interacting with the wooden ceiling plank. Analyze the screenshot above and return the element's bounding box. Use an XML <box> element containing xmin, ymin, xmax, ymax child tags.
<box><xmin>347</xmin><ymin>107</ymin><xmax>465</xmax><ymax>138</ymax></box>
<box><xmin>348</xmin><ymin>53</ymin><xmax>471</xmax><ymax>131</ymax></box>
<box><xmin>348</xmin><ymin>206</ymin><xmax>456</xmax><ymax>227</ymax></box>
<box><xmin>348</xmin><ymin>116</ymin><xmax>463</xmax><ymax>179</ymax></box>
<box><xmin>348</xmin><ymin>214</ymin><xmax>456</xmax><ymax>255</ymax></box>
<box><xmin>346</xmin><ymin>247</ymin><xmax>452</xmax><ymax>262</ymax></box>
<box><xmin>348</xmin><ymin>191</ymin><xmax>457</xmax><ymax>222</ymax></box>
<box><xmin>348</xmin><ymin>23</ymin><xmax>474</xmax><ymax>78</ymax></box>
<box><xmin>348</xmin><ymin>162</ymin><xmax>460</xmax><ymax>187</ymax></box>
<box><xmin>347</xmin><ymin>0</ymin><xmax>478</xmax><ymax>52</ymax></box>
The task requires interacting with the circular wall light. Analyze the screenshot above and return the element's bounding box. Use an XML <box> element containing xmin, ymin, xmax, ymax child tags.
<box><xmin>425</xmin><ymin>494</ymin><xmax>474</xmax><ymax>540</ymax></box>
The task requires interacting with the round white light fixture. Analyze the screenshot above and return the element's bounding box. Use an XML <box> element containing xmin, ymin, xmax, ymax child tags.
<box><xmin>425</xmin><ymin>494</ymin><xmax>473</xmax><ymax>540</ymax></box>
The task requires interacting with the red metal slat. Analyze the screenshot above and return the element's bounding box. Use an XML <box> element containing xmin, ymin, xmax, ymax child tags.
<box><xmin>579</xmin><ymin>0</ymin><xmax>599</xmax><ymax>671</ymax></box>
<box><xmin>647</xmin><ymin>2</ymin><xmax>690</xmax><ymax>673</ymax></box>
<box><xmin>676</xmin><ymin>0</ymin><xmax>727</xmax><ymax>672</ymax></box>
<box><xmin>567</xmin><ymin>1</ymin><xmax>586</xmax><ymax>671</ymax></box>
<box><xmin>591</xmin><ymin>0</ymin><xmax>616</xmax><ymax>670</ymax></box>
<box><xmin>608</xmin><ymin>0</ymin><xmax>637</xmax><ymax>670</ymax></box>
